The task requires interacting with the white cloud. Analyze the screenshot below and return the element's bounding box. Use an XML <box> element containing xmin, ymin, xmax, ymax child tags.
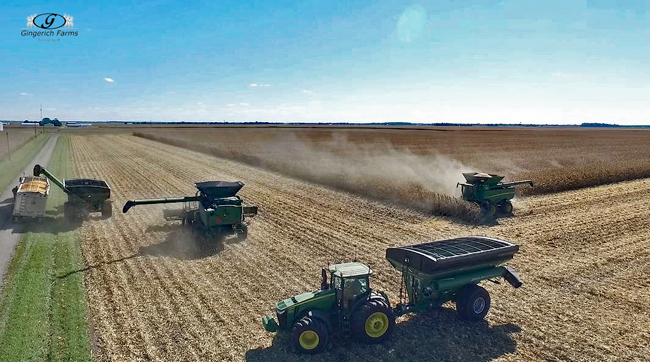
<box><xmin>197</xmin><ymin>102</ymin><xmax>203</xmax><ymax>105</ymax></box>
<box><xmin>239</xmin><ymin>102</ymin><xmax>250</xmax><ymax>106</ymax></box>
<box><xmin>20</xmin><ymin>92</ymin><xmax>30</xmax><ymax>96</ymax></box>
<box><xmin>302</xmin><ymin>89</ymin><xmax>312</xmax><ymax>93</ymax></box>
<box><xmin>250</xmin><ymin>83</ymin><xmax>258</xmax><ymax>87</ymax></box>
<box><xmin>226</xmin><ymin>103</ymin><xmax>235</xmax><ymax>107</ymax></box>
<box><xmin>104</xmin><ymin>78</ymin><xmax>115</xmax><ymax>83</ymax></box>
<box><xmin>250</xmin><ymin>83</ymin><xmax>270</xmax><ymax>87</ymax></box>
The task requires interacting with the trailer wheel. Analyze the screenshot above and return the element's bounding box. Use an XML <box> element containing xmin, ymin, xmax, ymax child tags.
<box><xmin>456</xmin><ymin>285</ymin><xmax>491</xmax><ymax>321</ymax></box>
<box><xmin>352</xmin><ymin>299</ymin><xmax>395</xmax><ymax>344</ymax></box>
<box><xmin>102</xmin><ymin>200</ymin><xmax>112</xmax><ymax>219</ymax></box>
<box><xmin>291</xmin><ymin>316</ymin><xmax>329</xmax><ymax>354</ymax></box>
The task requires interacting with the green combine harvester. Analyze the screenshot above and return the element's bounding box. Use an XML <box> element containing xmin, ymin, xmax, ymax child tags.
<box><xmin>122</xmin><ymin>181</ymin><xmax>258</xmax><ymax>240</ymax></box>
<box><xmin>457</xmin><ymin>172</ymin><xmax>533</xmax><ymax>216</ymax></box>
<box><xmin>262</xmin><ymin>236</ymin><xmax>522</xmax><ymax>353</ymax></box>
<box><xmin>33</xmin><ymin>164</ymin><xmax>112</xmax><ymax>221</ymax></box>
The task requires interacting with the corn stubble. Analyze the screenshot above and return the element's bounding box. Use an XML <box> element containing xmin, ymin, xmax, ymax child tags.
<box><xmin>71</xmin><ymin>134</ymin><xmax>649</xmax><ymax>362</ymax></box>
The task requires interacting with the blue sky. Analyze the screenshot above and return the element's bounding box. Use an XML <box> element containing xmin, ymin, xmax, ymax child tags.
<box><xmin>1</xmin><ymin>1</ymin><xmax>648</xmax><ymax>124</ymax></box>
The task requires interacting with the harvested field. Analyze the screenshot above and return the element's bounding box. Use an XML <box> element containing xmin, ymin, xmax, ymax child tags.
<box><xmin>0</xmin><ymin>128</ymin><xmax>39</xmax><ymax>159</ymax></box>
<box><xmin>70</xmin><ymin>134</ymin><xmax>649</xmax><ymax>362</ymax></box>
<box><xmin>132</xmin><ymin>127</ymin><xmax>650</xmax><ymax>220</ymax></box>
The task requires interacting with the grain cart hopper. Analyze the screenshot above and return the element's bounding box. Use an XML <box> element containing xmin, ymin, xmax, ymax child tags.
<box><xmin>12</xmin><ymin>176</ymin><xmax>50</xmax><ymax>221</ymax></box>
<box><xmin>457</xmin><ymin>172</ymin><xmax>533</xmax><ymax>216</ymax></box>
<box><xmin>33</xmin><ymin>164</ymin><xmax>112</xmax><ymax>221</ymax></box>
<box><xmin>122</xmin><ymin>181</ymin><xmax>258</xmax><ymax>241</ymax></box>
<box><xmin>262</xmin><ymin>236</ymin><xmax>522</xmax><ymax>354</ymax></box>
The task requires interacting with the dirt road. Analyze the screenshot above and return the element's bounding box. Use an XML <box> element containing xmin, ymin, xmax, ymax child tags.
<box><xmin>71</xmin><ymin>135</ymin><xmax>649</xmax><ymax>362</ymax></box>
<box><xmin>0</xmin><ymin>135</ymin><xmax>56</xmax><ymax>291</ymax></box>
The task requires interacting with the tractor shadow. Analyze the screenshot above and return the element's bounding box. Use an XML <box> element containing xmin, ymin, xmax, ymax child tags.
<box><xmin>138</xmin><ymin>224</ymin><xmax>246</xmax><ymax>260</ymax></box>
<box><xmin>245</xmin><ymin>307</ymin><xmax>520</xmax><ymax>362</ymax></box>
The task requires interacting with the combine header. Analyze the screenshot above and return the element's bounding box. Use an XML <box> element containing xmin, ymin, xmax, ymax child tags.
<box><xmin>122</xmin><ymin>181</ymin><xmax>258</xmax><ymax>241</ymax></box>
<box><xmin>33</xmin><ymin>164</ymin><xmax>112</xmax><ymax>221</ymax></box>
<box><xmin>457</xmin><ymin>172</ymin><xmax>533</xmax><ymax>216</ymax></box>
<box><xmin>262</xmin><ymin>236</ymin><xmax>522</xmax><ymax>353</ymax></box>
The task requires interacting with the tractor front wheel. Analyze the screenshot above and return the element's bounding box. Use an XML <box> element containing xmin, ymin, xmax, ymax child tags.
<box><xmin>456</xmin><ymin>284</ymin><xmax>491</xmax><ymax>321</ymax></box>
<box><xmin>352</xmin><ymin>299</ymin><xmax>395</xmax><ymax>344</ymax></box>
<box><xmin>291</xmin><ymin>316</ymin><xmax>329</xmax><ymax>354</ymax></box>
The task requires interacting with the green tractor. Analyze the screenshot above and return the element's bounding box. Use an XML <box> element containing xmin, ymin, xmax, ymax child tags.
<box><xmin>457</xmin><ymin>172</ymin><xmax>533</xmax><ymax>216</ymax></box>
<box><xmin>263</xmin><ymin>236</ymin><xmax>523</xmax><ymax>353</ymax></box>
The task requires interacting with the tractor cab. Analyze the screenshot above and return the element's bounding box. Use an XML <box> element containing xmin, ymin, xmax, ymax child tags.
<box><xmin>325</xmin><ymin>262</ymin><xmax>372</xmax><ymax>309</ymax></box>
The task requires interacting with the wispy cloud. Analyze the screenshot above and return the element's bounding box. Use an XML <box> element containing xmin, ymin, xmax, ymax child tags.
<box><xmin>302</xmin><ymin>89</ymin><xmax>312</xmax><ymax>93</ymax></box>
<box><xmin>104</xmin><ymin>78</ymin><xmax>115</xmax><ymax>83</ymax></box>
<box><xmin>551</xmin><ymin>72</ymin><xmax>581</xmax><ymax>78</ymax></box>
<box><xmin>226</xmin><ymin>103</ymin><xmax>235</xmax><ymax>107</ymax></box>
<box><xmin>250</xmin><ymin>83</ymin><xmax>270</xmax><ymax>87</ymax></box>
<box><xmin>239</xmin><ymin>102</ymin><xmax>250</xmax><ymax>106</ymax></box>
<box><xmin>20</xmin><ymin>92</ymin><xmax>30</xmax><ymax>96</ymax></box>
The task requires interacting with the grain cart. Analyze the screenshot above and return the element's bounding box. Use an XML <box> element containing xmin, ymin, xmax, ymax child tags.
<box><xmin>122</xmin><ymin>181</ymin><xmax>258</xmax><ymax>241</ymax></box>
<box><xmin>12</xmin><ymin>176</ymin><xmax>50</xmax><ymax>221</ymax></box>
<box><xmin>457</xmin><ymin>172</ymin><xmax>533</xmax><ymax>216</ymax></box>
<box><xmin>262</xmin><ymin>236</ymin><xmax>522</xmax><ymax>353</ymax></box>
<box><xmin>33</xmin><ymin>164</ymin><xmax>112</xmax><ymax>221</ymax></box>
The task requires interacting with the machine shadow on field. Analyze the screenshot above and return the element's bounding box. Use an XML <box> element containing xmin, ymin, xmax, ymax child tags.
<box><xmin>245</xmin><ymin>307</ymin><xmax>520</xmax><ymax>362</ymax></box>
<box><xmin>138</xmin><ymin>224</ymin><xmax>244</xmax><ymax>260</ymax></box>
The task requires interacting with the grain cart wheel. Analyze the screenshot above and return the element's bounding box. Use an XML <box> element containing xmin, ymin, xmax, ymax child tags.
<box><xmin>456</xmin><ymin>285</ymin><xmax>491</xmax><ymax>321</ymax></box>
<box><xmin>352</xmin><ymin>299</ymin><xmax>395</xmax><ymax>344</ymax></box>
<box><xmin>236</xmin><ymin>224</ymin><xmax>248</xmax><ymax>241</ymax></box>
<box><xmin>63</xmin><ymin>202</ymin><xmax>76</xmax><ymax>222</ymax></box>
<box><xmin>102</xmin><ymin>200</ymin><xmax>112</xmax><ymax>219</ymax></box>
<box><xmin>499</xmin><ymin>201</ymin><xmax>513</xmax><ymax>214</ymax></box>
<box><xmin>291</xmin><ymin>316</ymin><xmax>329</xmax><ymax>354</ymax></box>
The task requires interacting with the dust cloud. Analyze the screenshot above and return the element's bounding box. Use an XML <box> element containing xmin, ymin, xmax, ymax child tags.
<box><xmin>134</xmin><ymin>132</ymin><xmax>482</xmax><ymax>222</ymax></box>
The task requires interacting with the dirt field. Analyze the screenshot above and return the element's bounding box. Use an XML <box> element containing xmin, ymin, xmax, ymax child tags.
<box><xmin>69</xmin><ymin>134</ymin><xmax>649</xmax><ymax>362</ymax></box>
<box><xmin>0</xmin><ymin>127</ymin><xmax>38</xmax><ymax>159</ymax></box>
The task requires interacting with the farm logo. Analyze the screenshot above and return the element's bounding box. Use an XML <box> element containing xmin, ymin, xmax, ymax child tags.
<box><xmin>22</xmin><ymin>13</ymin><xmax>78</xmax><ymax>41</ymax></box>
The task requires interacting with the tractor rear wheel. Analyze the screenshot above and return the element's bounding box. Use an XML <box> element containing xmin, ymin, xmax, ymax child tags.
<box><xmin>352</xmin><ymin>299</ymin><xmax>395</xmax><ymax>344</ymax></box>
<box><xmin>291</xmin><ymin>316</ymin><xmax>329</xmax><ymax>354</ymax></box>
<box><xmin>456</xmin><ymin>284</ymin><xmax>491</xmax><ymax>321</ymax></box>
<box><xmin>101</xmin><ymin>200</ymin><xmax>112</xmax><ymax>219</ymax></box>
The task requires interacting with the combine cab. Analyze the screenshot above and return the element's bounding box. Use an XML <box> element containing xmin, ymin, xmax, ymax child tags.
<box><xmin>457</xmin><ymin>172</ymin><xmax>533</xmax><ymax>216</ymax></box>
<box><xmin>122</xmin><ymin>181</ymin><xmax>258</xmax><ymax>241</ymax></box>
